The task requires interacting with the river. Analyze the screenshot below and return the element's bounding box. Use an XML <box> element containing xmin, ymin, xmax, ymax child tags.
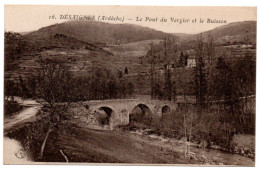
<box><xmin>4</xmin><ymin>97</ymin><xmax>42</xmax><ymax>164</ymax></box>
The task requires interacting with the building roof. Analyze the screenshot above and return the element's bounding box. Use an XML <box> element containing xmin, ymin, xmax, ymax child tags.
<box><xmin>185</xmin><ymin>49</ymin><xmax>197</xmax><ymax>59</ymax></box>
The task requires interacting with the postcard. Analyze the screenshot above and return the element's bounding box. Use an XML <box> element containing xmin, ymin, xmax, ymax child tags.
<box><xmin>4</xmin><ymin>5</ymin><xmax>256</xmax><ymax>166</ymax></box>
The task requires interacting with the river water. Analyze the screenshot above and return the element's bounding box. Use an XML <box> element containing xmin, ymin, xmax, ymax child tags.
<box><xmin>3</xmin><ymin>137</ymin><xmax>31</xmax><ymax>164</ymax></box>
<box><xmin>4</xmin><ymin>97</ymin><xmax>41</xmax><ymax>164</ymax></box>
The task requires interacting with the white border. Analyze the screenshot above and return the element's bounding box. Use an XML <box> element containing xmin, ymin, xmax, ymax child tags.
<box><xmin>0</xmin><ymin>1</ymin><xmax>259</xmax><ymax>169</ymax></box>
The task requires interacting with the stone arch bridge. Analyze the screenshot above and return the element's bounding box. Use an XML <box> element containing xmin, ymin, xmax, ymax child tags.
<box><xmin>73</xmin><ymin>99</ymin><xmax>178</xmax><ymax>129</ymax></box>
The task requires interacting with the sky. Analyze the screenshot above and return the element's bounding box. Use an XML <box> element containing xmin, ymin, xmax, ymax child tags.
<box><xmin>4</xmin><ymin>5</ymin><xmax>257</xmax><ymax>34</ymax></box>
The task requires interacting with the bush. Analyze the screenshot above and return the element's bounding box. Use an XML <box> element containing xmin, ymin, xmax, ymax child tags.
<box><xmin>6</xmin><ymin>108</ymin><xmax>69</xmax><ymax>162</ymax></box>
<box><xmin>4</xmin><ymin>100</ymin><xmax>23</xmax><ymax>116</ymax></box>
<box><xmin>6</xmin><ymin>114</ymin><xmax>51</xmax><ymax>161</ymax></box>
<box><xmin>149</xmin><ymin>105</ymin><xmax>254</xmax><ymax>151</ymax></box>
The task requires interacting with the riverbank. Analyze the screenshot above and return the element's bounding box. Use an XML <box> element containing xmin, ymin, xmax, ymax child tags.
<box><xmin>122</xmin><ymin>128</ymin><xmax>255</xmax><ymax>166</ymax></box>
<box><xmin>5</xmin><ymin>118</ymin><xmax>255</xmax><ymax>166</ymax></box>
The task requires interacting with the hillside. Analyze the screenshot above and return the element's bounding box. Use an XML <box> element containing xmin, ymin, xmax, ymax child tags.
<box><xmin>27</xmin><ymin>21</ymin><xmax>174</xmax><ymax>45</ymax></box>
<box><xmin>206</xmin><ymin>21</ymin><xmax>256</xmax><ymax>44</ymax></box>
<box><xmin>5</xmin><ymin>20</ymin><xmax>256</xmax><ymax>90</ymax></box>
<box><xmin>107</xmin><ymin>39</ymin><xmax>163</xmax><ymax>57</ymax></box>
<box><xmin>179</xmin><ymin>21</ymin><xmax>256</xmax><ymax>48</ymax></box>
<box><xmin>24</xmin><ymin>20</ymin><xmax>256</xmax><ymax>51</ymax></box>
<box><xmin>4</xmin><ymin>30</ymin><xmax>114</xmax><ymax>82</ymax></box>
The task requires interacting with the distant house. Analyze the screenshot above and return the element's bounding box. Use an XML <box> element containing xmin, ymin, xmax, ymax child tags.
<box><xmin>187</xmin><ymin>58</ymin><xmax>196</xmax><ymax>67</ymax></box>
<box><xmin>185</xmin><ymin>49</ymin><xmax>197</xmax><ymax>68</ymax></box>
<box><xmin>164</xmin><ymin>63</ymin><xmax>177</xmax><ymax>70</ymax></box>
<box><xmin>164</xmin><ymin>64</ymin><xmax>172</xmax><ymax>70</ymax></box>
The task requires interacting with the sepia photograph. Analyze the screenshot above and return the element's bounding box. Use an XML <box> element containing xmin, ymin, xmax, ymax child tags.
<box><xmin>3</xmin><ymin>5</ymin><xmax>257</xmax><ymax>166</ymax></box>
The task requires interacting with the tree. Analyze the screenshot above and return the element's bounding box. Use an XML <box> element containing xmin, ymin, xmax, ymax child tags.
<box><xmin>164</xmin><ymin>67</ymin><xmax>173</xmax><ymax>101</ymax></box>
<box><xmin>35</xmin><ymin>60</ymin><xmax>73</xmax><ymax>107</ymax></box>
<box><xmin>153</xmin><ymin>83</ymin><xmax>163</xmax><ymax>100</ymax></box>
<box><xmin>232</xmin><ymin>52</ymin><xmax>255</xmax><ymax>132</ymax></box>
<box><xmin>120</xmin><ymin>81</ymin><xmax>127</xmax><ymax>99</ymax></box>
<box><xmin>4</xmin><ymin>32</ymin><xmax>26</xmax><ymax>71</ymax></box>
<box><xmin>4</xmin><ymin>79</ymin><xmax>24</xmax><ymax>99</ymax></box>
<box><xmin>127</xmin><ymin>82</ymin><xmax>135</xmax><ymax>98</ymax></box>
<box><xmin>235</xmin><ymin>52</ymin><xmax>256</xmax><ymax>98</ymax></box>
<box><xmin>118</xmin><ymin>70</ymin><xmax>123</xmax><ymax>79</ymax></box>
<box><xmin>194</xmin><ymin>34</ymin><xmax>207</xmax><ymax>108</ymax></box>
<box><xmin>179</xmin><ymin>52</ymin><xmax>188</xmax><ymax>67</ymax></box>
<box><xmin>212</xmin><ymin>56</ymin><xmax>229</xmax><ymax>116</ymax></box>
<box><xmin>125</xmin><ymin>67</ymin><xmax>128</xmax><ymax>74</ymax></box>
<box><xmin>31</xmin><ymin>59</ymin><xmax>75</xmax><ymax>159</ymax></box>
<box><xmin>108</xmin><ymin>77</ymin><xmax>117</xmax><ymax>99</ymax></box>
<box><xmin>149</xmin><ymin>42</ymin><xmax>156</xmax><ymax>99</ymax></box>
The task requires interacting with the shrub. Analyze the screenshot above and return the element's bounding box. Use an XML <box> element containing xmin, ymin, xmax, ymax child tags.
<box><xmin>149</xmin><ymin>106</ymin><xmax>253</xmax><ymax>151</ymax></box>
<box><xmin>4</xmin><ymin>100</ymin><xmax>23</xmax><ymax>116</ymax></box>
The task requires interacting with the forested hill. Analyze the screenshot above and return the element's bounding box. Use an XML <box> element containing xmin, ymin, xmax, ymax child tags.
<box><xmin>179</xmin><ymin>21</ymin><xmax>256</xmax><ymax>45</ymax></box>
<box><xmin>26</xmin><ymin>20</ymin><xmax>175</xmax><ymax>45</ymax></box>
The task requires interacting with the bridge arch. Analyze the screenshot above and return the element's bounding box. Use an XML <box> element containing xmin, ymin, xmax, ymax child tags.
<box><xmin>129</xmin><ymin>103</ymin><xmax>153</xmax><ymax>125</ymax></box>
<box><xmin>94</xmin><ymin>106</ymin><xmax>115</xmax><ymax>126</ymax></box>
<box><xmin>162</xmin><ymin>105</ymin><xmax>171</xmax><ymax>118</ymax></box>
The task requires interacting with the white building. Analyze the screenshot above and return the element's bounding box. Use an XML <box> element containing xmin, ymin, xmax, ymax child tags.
<box><xmin>185</xmin><ymin>49</ymin><xmax>197</xmax><ymax>67</ymax></box>
<box><xmin>187</xmin><ymin>58</ymin><xmax>196</xmax><ymax>67</ymax></box>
